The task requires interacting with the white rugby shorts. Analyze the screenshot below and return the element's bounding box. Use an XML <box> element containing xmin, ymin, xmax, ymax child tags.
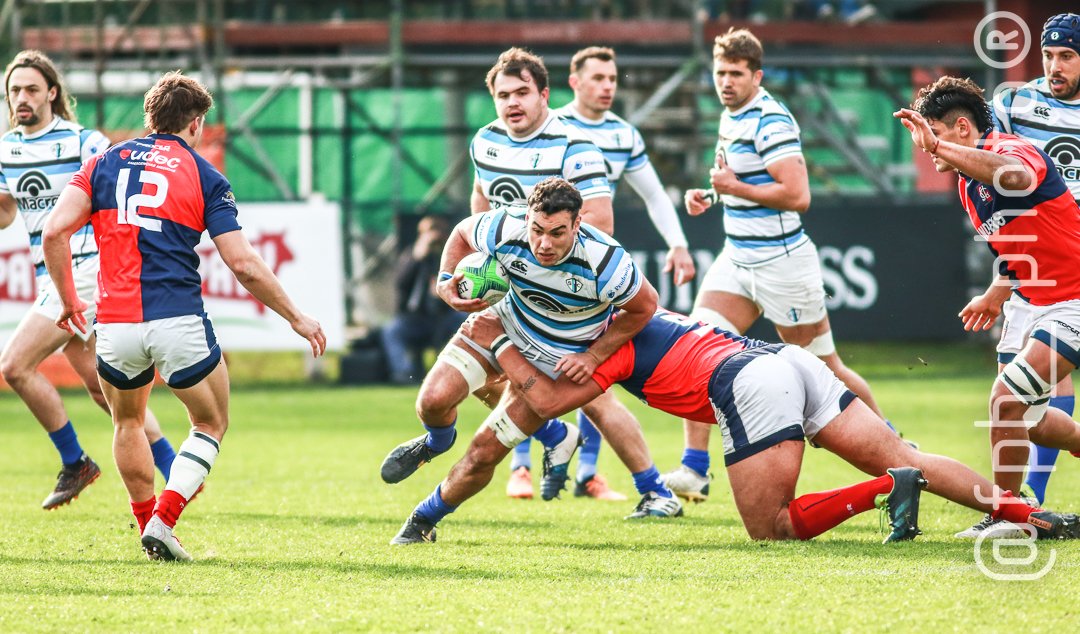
<box><xmin>699</xmin><ymin>243</ymin><xmax>827</xmax><ymax>327</ymax></box>
<box><xmin>32</xmin><ymin>256</ymin><xmax>99</xmax><ymax>342</ymax></box>
<box><xmin>95</xmin><ymin>312</ymin><xmax>222</xmax><ymax>389</ymax></box>
<box><xmin>707</xmin><ymin>344</ymin><xmax>855</xmax><ymax>466</ymax></box>
<box><xmin>997</xmin><ymin>295</ymin><xmax>1080</xmax><ymax>368</ymax></box>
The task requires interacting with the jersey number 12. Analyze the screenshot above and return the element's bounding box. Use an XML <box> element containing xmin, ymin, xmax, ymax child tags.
<box><xmin>115</xmin><ymin>168</ymin><xmax>166</xmax><ymax>232</ymax></box>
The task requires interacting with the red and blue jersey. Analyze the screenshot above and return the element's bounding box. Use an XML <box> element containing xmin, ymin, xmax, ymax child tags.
<box><xmin>70</xmin><ymin>133</ymin><xmax>241</xmax><ymax>323</ymax></box>
<box><xmin>958</xmin><ymin>131</ymin><xmax>1080</xmax><ymax>305</ymax></box>
<box><xmin>590</xmin><ymin>311</ymin><xmax>767</xmax><ymax>423</ymax></box>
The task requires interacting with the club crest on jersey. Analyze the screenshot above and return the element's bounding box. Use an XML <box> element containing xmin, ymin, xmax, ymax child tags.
<box><xmin>977</xmin><ymin>184</ymin><xmax>992</xmax><ymax>202</ymax></box>
<box><xmin>509</xmin><ymin>260</ymin><xmax>528</xmax><ymax>275</ymax></box>
<box><xmin>531</xmin><ymin>153</ymin><xmax>541</xmax><ymax>168</ymax></box>
<box><xmin>52</xmin><ymin>142</ymin><xmax>63</xmax><ymax>158</ymax></box>
<box><xmin>566</xmin><ymin>277</ymin><xmax>583</xmax><ymax>293</ymax></box>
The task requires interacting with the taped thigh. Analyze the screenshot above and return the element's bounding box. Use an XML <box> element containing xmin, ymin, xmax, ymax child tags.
<box><xmin>482</xmin><ymin>403</ymin><xmax>529</xmax><ymax>449</ymax></box>
<box><xmin>999</xmin><ymin>357</ymin><xmax>1051</xmax><ymax>421</ymax></box>
<box><xmin>438</xmin><ymin>344</ymin><xmax>489</xmax><ymax>393</ymax></box>
<box><xmin>803</xmin><ymin>329</ymin><xmax>836</xmax><ymax>357</ymax></box>
<box><xmin>689</xmin><ymin>306</ymin><xmax>740</xmax><ymax>333</ymax></box>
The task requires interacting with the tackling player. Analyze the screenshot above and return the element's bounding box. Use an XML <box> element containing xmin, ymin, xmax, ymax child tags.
<box><xmin>986</xmin><ymin>12</ymin><xmax>1080</xmax><ymax>515</ymax></box>
<box><xmin>383</xmin><ymin>178</ymin><xmax>683</xmax><ymax>544</ymax></box>
<box><xmin>896</xmin><ymin>76</ymin><xmax>1080</xmax><ymax>538</ymax></box>
<box><xmin>454</xmin><ymin>309</ymin><xmax>1080</xmax><ymax>543</ymax></box>
<box><xmin>663</xmin><ymin>28</ymin><xmax>890</xmax><ymax>503</ymax></box>
<box><xmin>0</xmin><ymin>49</ymin><xmax>177</xmax><ymax>510</ymax></box>
<box><xmin>42</xmin><ymin>72</ymin><xmax>326</xmax><ymax>561</ymax></box>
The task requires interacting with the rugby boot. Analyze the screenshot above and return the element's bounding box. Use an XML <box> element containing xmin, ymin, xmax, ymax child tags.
<box><xmin>42</xmin><ymin>454</ymin><xmax>101</xmax><ymax>510</ymax></box>
<box><xmin>381</xmin><ymin>431</ymin><xmax>457</xmax><ymax>484</ymax></box>
<box><xmin>876</xmin><ymin>467</ymin><xmax>928</xmax><ymax>543</ymax></box>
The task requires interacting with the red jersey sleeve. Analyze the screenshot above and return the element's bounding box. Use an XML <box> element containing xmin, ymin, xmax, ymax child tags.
<box><xmin>993</xmin><ymin>137</ymin><xmax>1047</xmax><ymax>186</ymax></box>
<box><xmin>590</xmin><ymin>342</ymin><xmax>635</xmax><ymax>392</ymax></box>
<box><xmin>69</xmin><ymin>153</ymin><xmax>100</xmax><ymax>198</ymax></box>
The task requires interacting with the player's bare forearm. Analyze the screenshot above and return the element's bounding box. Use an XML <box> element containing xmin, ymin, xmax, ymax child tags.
<box><xmin>935</xmin><ymin>142</ymin><xmax>1031</xmax><ymax>190</ymax></box>
<box><xmin>42</xmin><ymin>186</ymin><xmax>93</xmax><ymax>308</ymax></box>
<box><xmin>983</xmin><ymin>274</ymin><xmax>1014</xmax><ymax>303</ymax></box>
<box><xmin>587</xmin><ymin>280</ymin><xmax>658</xmax><ymax>363</ymax></box>
<box><xmin>580</xmin><ymin>196</ymin><xmax>614</xmax><ymax>234</ymax></box>
<box><xmin>496</xmin><ymin>344</ymin><xmax>600</xmax><ymax>419</ymax></box>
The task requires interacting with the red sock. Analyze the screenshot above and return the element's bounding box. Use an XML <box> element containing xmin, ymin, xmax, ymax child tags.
<box><xmin>788</xmin><ymin>474</ymin><xmax>894</xmax><ymax>540</ymax></box>
<box><xmin>130</xmin><ymin>496</ymin><xmax>156</xmax><ymax>533</ymax></box>
<box><xmin>991</xmin><ymin>491</ymin><xmax>1041</xmax><ymax>525</ymax></box>
<box><xmin>153</xmin><ymin>489</ymin><xmax>189</xmax><ymax>529</ymax></box>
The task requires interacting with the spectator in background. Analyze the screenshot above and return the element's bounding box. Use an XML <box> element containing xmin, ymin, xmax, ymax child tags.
<box><xmin>381</xmin><ymin>215</ymin><xmax>466</xmax><ymax>385</ymax></box>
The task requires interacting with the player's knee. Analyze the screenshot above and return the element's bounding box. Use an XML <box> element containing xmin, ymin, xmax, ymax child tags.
<box><xmin>416</xmin><ymin>380</ymin><xmax>459</xmax><ymax>423</ymax></box>
<box><xmin>0</xmin><ymin>353</ymin><xmax>27</xmax><ymax>385</ymax></box>
<box><xmin>994</xmin><ymin>358</ymin><xmax>1051</xmax><ymax>423</ymax></box>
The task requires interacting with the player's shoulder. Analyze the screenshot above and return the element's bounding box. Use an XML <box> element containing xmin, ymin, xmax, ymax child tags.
<box><xmin>756</xmin><ymin>89</ymin><xmax>796</xmax><ymax>119</ymax></box>
<box><xmin>577</xmin><ymin>223</ymin><xmax>627</xmax><ymax>263</ymax></box>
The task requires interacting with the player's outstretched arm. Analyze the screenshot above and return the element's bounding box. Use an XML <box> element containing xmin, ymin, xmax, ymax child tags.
<box><xmin>41</xmin><ymin>186</ymin><xmax>93</xmax><ymax>334</ymax></box>
<box><xmin>893</xmin><ymin>108</ymin><xmax>1033</xmax><ymax>190</ymax></box>
<box><xmin>213</xmin><ymin>231</ymin><xmax>326</xmax><ymax>357</ymax></box>
<box><xmin>622</xmin><ymin>164</ymin><xmax>695</xmax><ymax>285</ymax></box>
<box><xmin>463</xmin><ymin>312</ymin><xmax>602</xmax><ymax>418</ymax></box>
<box><xmin>0</xmin><ymin>192</ymin><xmax>17</xmax><ymax>229</ymax></box>
<box><xmin>959</xmin><ymin>274</ymin><xmax>1013</xmax><ymax>332</ymax></box>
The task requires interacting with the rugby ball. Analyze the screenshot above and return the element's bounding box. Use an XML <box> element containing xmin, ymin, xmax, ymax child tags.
<box><xmin>455</xmin><ymin>252</ymin><xmax>510</xmax><ymax>304</ymax></box>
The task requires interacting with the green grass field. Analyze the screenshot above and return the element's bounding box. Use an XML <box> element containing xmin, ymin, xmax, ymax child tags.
<box><xmin>3</xmin><ymin>343</ymin><xmax>1080</xmax><ymax>632</ymax></box>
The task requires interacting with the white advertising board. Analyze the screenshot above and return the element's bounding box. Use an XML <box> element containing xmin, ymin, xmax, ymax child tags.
<box><xmin>0</xmin><ymin>200</ymin><xmax>345</xmax><ymax>352</ymax></box>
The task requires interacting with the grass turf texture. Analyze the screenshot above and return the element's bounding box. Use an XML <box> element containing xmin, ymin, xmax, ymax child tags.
<box><xmin>2</xmin><ymin>344</ymin><xmax>1080</xmax><ymax>631</ymax></box>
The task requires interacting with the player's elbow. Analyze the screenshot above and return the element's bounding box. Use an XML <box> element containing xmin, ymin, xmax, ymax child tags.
<box><xmin>226</xmin><ymin>253</ymin><xmax>261</xmax><ymax>285</ymax></box>
<box><xmin>791</xmin><ymin>190</ymin><xmax>811</xmax><ymax>213</ymax></box>
<box><xmin>997</xmin><ymin>170</ymin><xmax>1032</xmax><ymax>192</ymax></box>
<box><xmin>41</xmin><ymin>223</ymin><xmax>65</xmax><ymax>249</ymax></box>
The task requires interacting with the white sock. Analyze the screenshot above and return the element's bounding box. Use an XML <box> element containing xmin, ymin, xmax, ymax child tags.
<box><xmin>165</xmin><ymin>431</ymin><xmax>219</xmax><ymax>499</ymax></box>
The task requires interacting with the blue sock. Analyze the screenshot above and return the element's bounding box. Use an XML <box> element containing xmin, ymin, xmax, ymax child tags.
<box><xmin>532</xmin><ymin>418</ymin><xmax>568</xmax><ymax>447</ymax></box>
<box><xmin>48</xmin><ymin>421</ymin><xmax>84</xmax><ymax>465</ymax></box>
<box><xmin>681</xmin><ymin>448</ymin><xmax>710</xmax><ymax>478</ymax></box>
<box><xmin>150</xmin><ymin>437</ymin><xmax>177</xmax><ymax>480</ymax></box>
<box><xmin>414</xmin><ymin>485</ymin><xmax>457</xmax><ymax>524</ymax></box>
<box><xmin>632</xmin><ymin>465</ymin><xmax>671</xmax><ymax>497</ymax></box>
<box><xmin>511</xmin><ymin>438</ymin><xmax>532</xmax><ymax>470</ymax></box>
<box><xmin>423</xmin><ymin>421</ymin><xmax>457</xmax><ymax>452</ymax></box>
<box><xmin>1024</xmin><ymin>396</ymin><xmax>1073</xmax><ymax>502</ymax></box>
<box><xmin>576</xmin><ymin>411</ymin><xmax>602</xmax><ymax>482</ymax></box>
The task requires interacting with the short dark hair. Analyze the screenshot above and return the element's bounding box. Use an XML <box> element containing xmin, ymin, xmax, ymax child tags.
<box><xmin>570</xmin><ymin>46</ymin><xmax>616</xmax><ymax>74</ymax></box>
<box><xmin>5</xmin><ymin>49</ymin><xmax>76</xmax><ymax>127</ymax></box>
<box><xmin>911</xmin><ymin>76</ymin><xmax>993</xmax><ymax>133</ymax></box>
<box><xmin>527</xmin><ymin>178</ymin><xmax>582</xmax><ymax>221</ymax></box>
<box><xmin>143</xmin><ymin>71</ymin><xmax>213</xmax><ymax>134</ymax></box>
<box><xmin>714</xmin><ymin>28</ymin><xmax>763</xmax><ymax>72</ymax></box>
<box><xmin>485</xmin><ymin>47</ymin><xmax>548</xmax><ymax>95</ymax></box>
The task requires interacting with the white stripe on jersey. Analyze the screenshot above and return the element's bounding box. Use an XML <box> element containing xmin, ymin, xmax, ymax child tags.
<box><xmin>554</xmin><ymin>104</ymin><xmax>649</xmax><ymax>191</ymax></box>
<box><xmin>470</xmin><ymin>111</ymin><xmax>611</xmax><ymax>214</ymax></box>
<box><xmin>715</xmin><ymin>88</ymin><xmax>810</xmax><ymax>266</ymax></box>
<box><xmin>993</xmin><ymin>78</ymin><xmax>1080</xmax><ymax>201</ymax></box>
<box><xmin>468</xmin><ymin>209</ymin><xmax>640</xmax><ymax>357</ymax></box>
<box><xmin>0</xmin><ymin>117</ymin><xmax>109</xmax><ymax>270</ymax></box>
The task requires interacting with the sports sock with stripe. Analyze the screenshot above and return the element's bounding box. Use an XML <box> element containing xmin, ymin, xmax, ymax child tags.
<box><xmin>154</xmin><ymin>430</ymin><xmax>219</xmax><ymax>528</ymax></box>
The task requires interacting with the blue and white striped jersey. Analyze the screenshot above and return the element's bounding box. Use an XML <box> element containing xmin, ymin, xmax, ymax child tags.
<box><xmin>993</xmin><ymin>78</ymin><xmax>1080</xmax><ymax>201</ymax></box>
<box><xmin>470</xmin><ymin>112</ymin><xmax>611</xmax><ymax>214</ymax></box>
<box><xmin>469</xmin><ymin>209</ymin><xmax>641</xmax><ymax>357</ymax></box>
<box><xmin>554</xmin><ymin>104</ymin><xmax>648</xmax><ymax>191</ymax></box>
<box><xmin>0</xmin><ymin>117</ymin><xmax>109</xmax><ymax>275</ymax></box>
<box><xmin>715</xmin><ymin>88</ymin><xmax>810</xmax><ymax>266</ymax></box>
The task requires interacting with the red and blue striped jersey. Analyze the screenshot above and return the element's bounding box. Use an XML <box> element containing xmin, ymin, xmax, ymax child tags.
<box><xmin>958</xmin><ymin>132</ymin><xmax>1080</xmax><ymax>305</ymax></box>
<box><xmin>69</xmin><ymin>133</ymin><xmax>241</xmax><ymax>323</ymax></box>
<box><xmin>590</xmin><ymin>311</ymin><xmax>767</xmax><ymax>423</ymax></box>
